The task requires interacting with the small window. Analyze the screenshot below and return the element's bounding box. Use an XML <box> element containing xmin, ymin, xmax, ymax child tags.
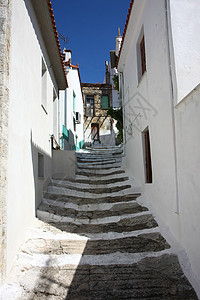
<box><xmin>38</xmin><ymin>153</ymin><xmax>44</xmax><ymax>178</ymax></box>
<box><xmin>101</xmin><ymin>95</ymin><xmax>109</xmax><ymax>109</ymax></box>
<box><xmin>85</xmin><ymin>95</ymin><xmax>95</xmax><ymax>117</ymax></box>
<box><xmin>73</xmin><ymin>116</ymin><xmax>76</xmax><ymax>132</ymax></box>
<box><xmin>137</xmin><ymin>28</ymin><xmax>146</xmax><ymax>82</ymax></box>
<box><xmin>143</xmin><ymin>128</ymin><xmax>152</xmax><ymax>183</ymax></box>
<box><xmin>140</xmin><ymin>36</ymin><xmax>146</xmax><ymax>75</ymax></box>
<box><xmin>41</xmin><ymin>58</ymin><xmax>48</xmax><ymax>114</ymax></box>
<box><xmin>73</xmin><ymin>91</ymin><xmax>76</xmax><ymax>112</ymax></box>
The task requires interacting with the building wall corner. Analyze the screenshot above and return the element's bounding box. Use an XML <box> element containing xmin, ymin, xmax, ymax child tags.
<box><xmin>0</xmin><ymin>0</ymin><xmax>12</xmax><ymax>283</ymax></box>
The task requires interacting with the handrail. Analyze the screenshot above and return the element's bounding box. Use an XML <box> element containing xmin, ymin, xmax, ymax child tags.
<box><xmin>51</xmin><ymin>134</ymin><xmax>63</xmax><ymax>150</ymax></box>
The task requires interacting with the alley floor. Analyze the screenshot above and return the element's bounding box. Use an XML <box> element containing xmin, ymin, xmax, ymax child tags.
<box><xmin>0</xmin><ymin>146</ymin><xmax>198</xmax><ymax>299</ymax></box>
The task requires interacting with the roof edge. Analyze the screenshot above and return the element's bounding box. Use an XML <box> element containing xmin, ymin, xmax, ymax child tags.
<box><xmin>116</xmin><ymin>0</ymin><xmax>134</xmax><ymax>69</ymax></box>
<box><xmin>47</xmin><ymin>0</ymin><xmax>68</xmax><ymax>88</ymax></box>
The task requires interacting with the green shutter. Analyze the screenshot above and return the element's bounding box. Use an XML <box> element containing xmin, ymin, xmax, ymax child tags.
<box><xmin>62</xmin><ymin>125</ymin><xmax>69</xmax><ymax>141</ymax></box>
<box><xmin>101</xmin><ymin>95</ymin><xmax>109</xmax><ymax>109</ymax></box>
<box><xmin>79</xmin><ymin>140</ymin><xmax>84</xmax><ymax>149</ymax></box>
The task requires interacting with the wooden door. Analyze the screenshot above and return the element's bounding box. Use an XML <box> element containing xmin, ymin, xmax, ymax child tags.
<box><xmin>91</xmin><ymin>123</ymin><xmax>99</xmax><ymax>141</ymax></box>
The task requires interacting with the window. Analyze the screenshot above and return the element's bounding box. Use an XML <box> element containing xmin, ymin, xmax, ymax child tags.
<box><xmin>73</xmin><ymin>91</ymin><xmax>76</xmax><ymax>112</ymax></box>
<box><xmin>38</xmin><ymin>153</ymin><xmax>44</xmax><ymax>178</ymax></box>
<box><xmin>140</xmin><ymin>36</ymin><xmax>146</xmax><ymax>75</ymax></box>
<box><xmin>41</xmin><ymin>58</ymin><xmax>47</xmax><ymax>114</ymax></box>
<box><xmin>143</xmin><ymin>128</ymin><xmax>152</xmax><ymax>183</ymax></box>
<box><xmin>137</xmin><ymin>28</ymin><xmax>146</xmax><ymax>82</ymax></box>
<box><xmin>85</xmin><ymin>95</ymin><xmax>95</xmax><ymax>117</ymax></box>
<box><xmin>101</xmin><ymin>95</ymin><xmax>109</xmax><ymax>109</ymax></box>
<box><xmin>73</xmin><ymin>116</ymin><xmax>76</xmax><ymax>132</ymax></box>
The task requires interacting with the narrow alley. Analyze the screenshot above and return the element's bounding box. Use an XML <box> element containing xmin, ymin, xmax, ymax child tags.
<box><xmin>1</xmin><ymin>146</ymin><xmax>197</xmax><ymax>299</ymax></box>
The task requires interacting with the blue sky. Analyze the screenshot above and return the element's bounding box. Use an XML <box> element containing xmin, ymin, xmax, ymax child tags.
<box><xmin>52</xmin><ymin>0</ymin><xmax>131</xmax><ymax>83</ymax></box>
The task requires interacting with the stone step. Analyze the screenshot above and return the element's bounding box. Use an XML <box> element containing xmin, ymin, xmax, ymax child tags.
<box><xmin>76</xmin><ymin>154</ymin><xmax>124</xmax><ymax>161</ymax></box>
<box><xmin>49</xmin><ymin>181</ymin><xmax>131</xmax><ymax>194</ymax></box>
<box><xmin>77</xmin><ymin>162</ymin><xmax>121</xmax><ymax>170</ymax></box>
<box><xmin>47</xmin><ymin>185</ymin><xmax>136</xmax><ymax>199</ymax></box>
<box><xmin>65</xmin><ymin>255</ymin><xmax>197</xmax><ymax>299</ymax></box>
<box><xmin>42</xmin><ymin>198</ymin><xmax>140</xmax><ymax>213</ymax></box>
<box><xmin>75</xmin><ymin>171</ymin><xmax>128</xmax><ymax>181</ymax></box>
<box><xmin>37</xmin><ymin>213</ymin><xmax>158</xmax><ymax>234</ymax></box>
<box><xmin>76</xmin><ymin>168</ymin><xmax>125</xmax><ymax>177</ymax></box>
<box><xmin>20</xmin><ymin>232</ymin><xmax>170</xmax><ymax>255</ymax></box>
<box><xmin>1</xmin><ymin>145</ymin><xmax>198</xmax><ymax>300</ymax></box>
<box><xmin>83</xmin><ymin>148</ymin><xmax>123</xmax><ymax>155</ymax></box>
<box><xmin>51</xmin><ymin>177</ymin><xmax>130</xmax><ymax>187</ymax></box>
<box><xmin>37</xmin><ymin>201</ymin><xmax>148</xmax><ymax>220</ymax></box>
<box><xmin>76</xmin><ymin>169</ymin><xmax>126</xmax><ymax>177</ymax></box>
<box><xmin>43</xmin><ymin>191</ymin><xmax>141</xmax><ymax>205</ymax></box>
<box><xmin>64</xmin><ymin>176</ymin><xmax>129</xmax><ymax>185</ymax></box>
<box><xmin>13</xmin><ymin>255</ymin><xmax>197</xmax><ymax>299</ymax></box>
<box><xmin>77</xmin><ymin>153</ymin><xmax>123</xmax><ymax>159</ymax></box>
<box><xmin>77</xmin><ymin>157</ymin><xmax>122</xmax><ymax>163</ymax></box>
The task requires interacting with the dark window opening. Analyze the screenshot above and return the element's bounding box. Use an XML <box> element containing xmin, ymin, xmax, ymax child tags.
<box><xmin>38</xmin><ymin>153</ymin><xmax>44</xmax><ymax>178</ymax></box>
<box><xmin>85</xmin><ymin>95</ymin><xmax>95</xmax><ymax>117</ymax></box>
<box><xmin>73</xmin><ymin>116</ymin><xmax>76</xmax><ymax>132</ymax></box>
<box><xmin>137</xmin><ymin>28</ymin><xmax>147</xmax><ymax>82</ymax></box>
<box><xmin>143</xmin><ymin>129</ymin><xmax>152</xmax><ymax>183</ymax></box>
<box><xmin>140</xmin><ymin>35</ymin><xmax>146</xmax><ymax>76</ymax></box>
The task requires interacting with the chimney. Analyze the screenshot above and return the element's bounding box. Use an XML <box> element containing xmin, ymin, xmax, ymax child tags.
<box><xmin>105</xmin><ymin>61</ymin><xmax>110</xmax><ymax>84</ymax></box>
<box><xmin>63</xmin><ymin>49</ymin><xmax>72</xmax><ymax>63</ymax></box>
<box><xmin>115</xmin><ymin>28</ymin><xmax>122</xmax><ymax>57</ymax></box>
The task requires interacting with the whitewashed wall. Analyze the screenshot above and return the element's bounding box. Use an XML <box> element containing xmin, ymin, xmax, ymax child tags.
<box><xmin>175</xmin><ymin>84</ymin><xmax>200</xmax><ymax>281</ymax></box>
<box><xmin>118</xmin><ymin>0</ymin><xmax>200</xmax><ymax>285</ymax></box>
<box><xmin>168</xmin><ymin>0</ymin><xmax>200</xmax><ymax>104</ymax></box>
<box><xmin>59</xmin><ymin>67</ymin><xmax>84</xmax><ymax>150</ymax></box>
<box><xmin>6</xmin><ymin>0</ymin><xmax>60</xmax><ymax>273</ymax></box>
<box><xmin>66</xmin><ymin>68</ymin><xmax>84</xmax><ymax>148</ymax></box>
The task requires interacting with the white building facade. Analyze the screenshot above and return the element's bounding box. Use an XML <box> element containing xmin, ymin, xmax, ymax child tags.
<box><xmin>104</xmin><ymin>32</ymin><xmax>122</xmax><ymax>108</ymax></box>
<box><xmin>59</xmin><ymin>50</ymin><xmax>84</xmax><ymax>150</ymax></box>
<box><xmin>118</xmin><ymin>0</ymin><xmax>200</xmax><ymax>286</ymax></box>
<box><xmin>0</xmin><ymin>0</ymin><xmax>67</xmax><ymax>281</ymax></box>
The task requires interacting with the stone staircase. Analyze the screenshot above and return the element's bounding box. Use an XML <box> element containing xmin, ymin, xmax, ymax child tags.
<box><xmin>1</xmin><ymin>146</ymin><xmax>198</xmax><ymax>299</ymax></box>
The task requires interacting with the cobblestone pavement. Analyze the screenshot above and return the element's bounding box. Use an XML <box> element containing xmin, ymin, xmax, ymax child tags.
<box><xmin>0</xmin><ymin>146</ymin><xmax>198</xmax><ymax>299</ymax></box>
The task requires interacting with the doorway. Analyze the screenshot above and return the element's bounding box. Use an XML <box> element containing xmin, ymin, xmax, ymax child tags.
<box><xmin>91</xmin><ymin>123</ymin><xmax>99</xmax><ymax>141</ymax></box>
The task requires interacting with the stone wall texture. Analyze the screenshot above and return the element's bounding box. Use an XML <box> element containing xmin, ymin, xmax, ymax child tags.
<box><xmin>0</xmin><ymin>0</ymin><xmax>11</xmax><ymax>283</ymax></box>
<box><xmin>82</xmin><ymin>84</ymin><xmax>113</xmax><ymax>140</ymax></box>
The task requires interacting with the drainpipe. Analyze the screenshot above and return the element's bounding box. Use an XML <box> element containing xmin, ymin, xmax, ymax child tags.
<box><xmin>58</xmin><ymin>92</ymin><xmax>61</xmax><ymax>146</ymax></box>
<box><xmin>64</xmin><ymin>88</ymin><xmax>67</xmax><ymax>128</ymax></box>
<box><xmin>165</xmin><ymin>0</ymin><xmax>179</xmax><ymax>214</ymax></box>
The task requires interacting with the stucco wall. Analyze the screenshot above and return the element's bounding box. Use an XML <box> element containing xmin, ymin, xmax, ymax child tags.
<box><xmin>59</xmin><ymin>67</ymin><xmax>84</xmax><ymax>150</ymax></box>
<box><xmin>66</xmin><ymin>68</ymin><xmax>84</xmax><ymax>148</ymax></box>
<box><xmin>175</xmin><ymin>85</ymin><xmax>200</xmax><ymax>280</ymax></box>
<box><xmin>120</xmin><ymin>0</ymin><xmax>177</xmax><ymax>227</ymax></box>
<box><xmin>118</xmin><ymin>0</ymin><xmax>200</xmax><ymax>285</ymax></box>
<box><xmin>52</xmin><ymin>150</ymin><xmax>76</xmax><ymax>180</ymax></box>
<box><xmin>6</xmin><ymin>0</ymin><xmax>59</xmax><ymax>273</ymax></box>
<box><xmin>0</xmin><ymin>0</ymin><xmax>12</xmax><ymax>283</ymax></box>
<box><xmin>168</xmin><ymin>0</ymin><xmax>200</xmax><ymax>103</ymax></box>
